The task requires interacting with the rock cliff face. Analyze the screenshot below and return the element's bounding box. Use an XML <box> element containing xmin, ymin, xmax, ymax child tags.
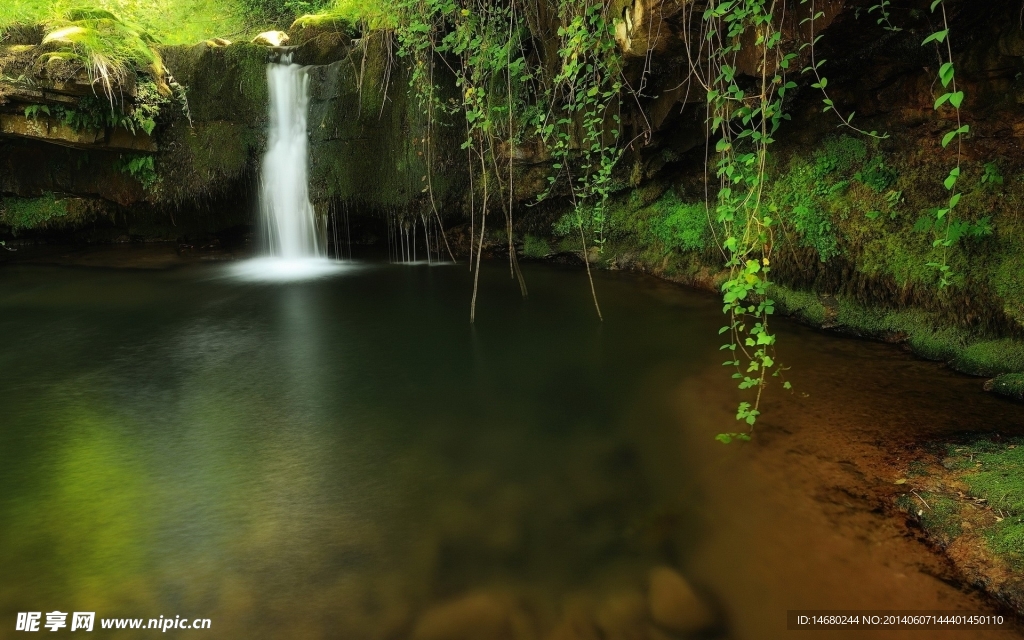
<box><xmin>0</xmin><ymin>24</ymin><xmax>464</xmax><ymax>240</ymax></box>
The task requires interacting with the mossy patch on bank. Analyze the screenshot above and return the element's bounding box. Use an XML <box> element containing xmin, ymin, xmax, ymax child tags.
<box><xmin>908</xmin><ymin>440</ymin><xmax>1024</xmax><ymax>569</ymax></box>
<box><xmin>896</xmin><ymin>491</ymin><xmax>962</xmax><ymax>546</ymax></box>
<box><xmin>960</xmin><ymin>443</ymin><xmax>1024</xmax><ymax>567</ymax></box>
<box><xmin>895</xmin><ymin>438</ymin><xmax>1024</xmax><ymax>612</ymax></box>
<box><xmin>1</xmin><ymin>194</ymin><xmax>68</xmax><ymax>229</ymax></box>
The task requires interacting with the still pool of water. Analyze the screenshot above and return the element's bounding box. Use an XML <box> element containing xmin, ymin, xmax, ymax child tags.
<box><xmin>0</xmin><ymin>259</ymin><xmax>1021</xmax><ymax>639</ymax></box>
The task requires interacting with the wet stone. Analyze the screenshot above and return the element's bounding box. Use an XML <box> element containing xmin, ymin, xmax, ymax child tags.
<box><xmin>412</xmin><ymin>592</ymin><xmax>534</xmax><ymax>640</ymax></box>
<box><xmin>647</xmin><ymin>567</ymin><xmax>712</xmax><ymax>635</ymax></box>
<box><xmin>595</xmin><ymin>590</ymin><xmax>647</xmax><ymax>640</ymax></box>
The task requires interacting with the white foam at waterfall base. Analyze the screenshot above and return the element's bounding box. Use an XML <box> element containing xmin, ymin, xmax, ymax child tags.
<box><xmin>230</xmin><ymin>56</ymin><xmax>346</xmax><ymax>282</ymax></box>
<box><xmin>229</xmin><ymin>257</ymin><xmax>354</xmax><ymax>282</ymax></box>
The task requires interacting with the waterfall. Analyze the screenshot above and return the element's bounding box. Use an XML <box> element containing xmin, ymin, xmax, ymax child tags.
<box><xmin>231</xmin><ymin>54</ymin><xmax>343</xmax><ymax>281</ymax></box>
<box><xmin>261</xmin><ymin>54</ymin><xmax>319</xmax><ymax>259</ymax></box>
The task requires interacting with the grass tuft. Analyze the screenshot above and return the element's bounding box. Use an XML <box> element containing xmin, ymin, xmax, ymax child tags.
<box><xmin>37</xmin><ymin>10</ymin><xmax>166</xmax><ymax>103</ymax></box>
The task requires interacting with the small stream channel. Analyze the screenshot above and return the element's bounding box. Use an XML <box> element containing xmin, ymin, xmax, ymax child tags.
<box><xmin>0</xmin><ymin>258</ymin><xmax>1020</xmax><ymax>639</ymax></box>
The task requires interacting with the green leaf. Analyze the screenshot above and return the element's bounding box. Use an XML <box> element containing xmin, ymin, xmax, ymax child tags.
<box><xmin>942</xmin><ymin>124</ymin><xmax>968</xmax><ymax>148</ymax></box>
<box><xmin>943</xmin><ymin>167</ymin><xmax>959</xmax><ymax>190</ymax></box>
<box><xmin>939</xmin><ymin>62</ymin><xmax>955</xmax><ymax>88</ymax></box>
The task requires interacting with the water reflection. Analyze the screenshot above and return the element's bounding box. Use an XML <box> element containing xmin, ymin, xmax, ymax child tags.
<box><xmin>0</xmin><ymin>261</ymin><xmax>1019</xmax><ymax>639</ymax></box>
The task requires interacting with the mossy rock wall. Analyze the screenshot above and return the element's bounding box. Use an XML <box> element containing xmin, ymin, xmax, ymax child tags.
<box><xmin>305</xmin><ymin>36</ymin><xmax>464</xmax><ymax>214</ymax></box>
<box><xmin>0</xmin><ymin>35</ymin><xmax>464</xmax><ymax>239</ymax></box>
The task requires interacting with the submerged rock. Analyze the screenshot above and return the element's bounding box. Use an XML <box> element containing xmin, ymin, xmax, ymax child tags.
<box><xmin>545</xmin><ymin>602</ymin><xmax>601</xmax><ymax>640</ymax></box>
<box><xmin>412</xmin><ymin>592</ymin><xmax>533</xmax><ymax>640</ymax></box>
<box><xmin>646</xmin><ymin>567</ymin><xmax>713</xmax><ymax>635</ymax></box>
<box><xmin>594</xmin><ymin>591</ymin><xmax>647</xmax><ymax>640</ymax></box>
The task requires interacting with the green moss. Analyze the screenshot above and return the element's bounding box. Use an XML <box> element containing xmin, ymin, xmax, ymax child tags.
<box><xmin>906</xmin><ymin>327</ymin><xmax>964</xmax><ymax>362</ymax></box>
<box><xmin>855</xmin><ymin>155</ymin><xmax>899</xmax><ymax>193</ymax></box>
<box><xmin>953</xmin><ymin>340</ymin><xmax>1024</xmax><ymax>377</ymax></box>
<box><xmin>770</xmin><ymin>285</ymin><xmax>827</xmax><ymax>326</ymax></box>
<box><xmin>651</xmin><ymin>193</ymin><xmax>710</xmax><ymax>253</ymax></box>
<box><xmin>628</xmin><ymin>181</ymin><xmax>666</xmax><ymax>209</ymax></box>
<box><xmin>813</xmin><ymin>135</ymin><xmax>867</xmax><ymax>177</ymax></box>
<box><xmin>993</xmin><ymin>253</ymin><xmax>1024</xmax><ymax>325</ymax></box>
<box><xmin>987</xmin><ymin>373</ymin><xmax>1024</xmax><ymax>401</ymax></box>
<box><xmin>290</xmin><ymin>12</ymin><xmax>356</xmax><ymax>33</ymax></box>
<box><xmin>833</xmin><ymin>299</ymin><xmax>889</xmax><ymax>333</ymax></box>
<box><xmin>326</xmin><ymin>0</ymin><xmax>395</xmax><ymax>27</ymax></box>
<box><xmin>907</xmin><ymin>460</ymin><xmax>930</xmax><ymax>477</ymax></box>
<box><xmin>523</xmin><ymin>234</ymin><xmax>551</xmax><ymax>258</ymax></box>
<box><xmin>965</xmin><ymin>443</ymin><xmax>1024</xmax><ymax>513</ymax></box>
<box><xmin>304</xmin><ymin>37</ymin><xmax>463</xmax><ymax>210</ymax></box>
<box><xmin>988</xmin><ymin>519</ymin><xmax>1024</xmax><ymax>568</ymax></box>
<box><xmin>897</xmin><ymin>491</ymin><xmax>962</xmax><ymax>545</ymax></box>
<box><xmin>1</xmin><ymin>194</ymin><xmax>69</xmax><ymax>230</ymax></box>
<box><xmin>857</xmin><ymin>230</ymin><xmax>936</xmax><ymax>285</ymax></box>
<box><xmin>828</xmin><ymin>298</ymin><xmax>972</xmax><ymax>361</ymax></box>
<box><xmin>770</xmin><ymin>136</ymin><xmax>874</xmax><ymax>263</ymax></box>
<box><xmin>156</xmin><ymin>120</ymin><xmax>257</xmax><ymax>203</ymax></box>
<box><xmin>943</xmin><ymin>439</ymin><xmax>1024</xmax><ymax>567</ymax></box>
<box><xmin>598</xmin><ymin>188</ymin><xmax>717</xmax><ymax>262</ymax></box>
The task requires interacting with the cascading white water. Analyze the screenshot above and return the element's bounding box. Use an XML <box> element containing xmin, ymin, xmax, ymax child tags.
<box><xmin>261</xmin><ymin>54</ymin><xmax>319</xmax><ymax>259</ymax></box>
<box><xmin>231</xmin><ymin>54</ymin><xmax>344</xmax><ymax>281</ymax></box>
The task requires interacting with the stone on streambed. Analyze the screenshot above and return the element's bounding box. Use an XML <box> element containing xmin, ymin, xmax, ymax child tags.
<box><xmin>412</xmin><ymin>592</ymin><xmax>534</xmax><ymax>640</ymax></box>
<box><xmin>595</xmin><ymin>590</ymin><xmax>647</xmax><ymax>640</ymax></box>
<box><xmin>647</xmin><ymin>567</ymin><xmax>713</xmax><ymax>635</ymax></box>
<box><xmin>546</xmin><ymin>588</ymin><xmax>685</xmax><ymax>640</ymax></box>
<box><xmin>545</xmin><ymin>601</ymin><xmax>601</xmax><ymax>640</ymax></box>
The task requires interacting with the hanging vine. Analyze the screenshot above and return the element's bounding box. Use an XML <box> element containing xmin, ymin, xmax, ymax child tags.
<box><xmin>801</xmin><ymin>0</ymin><xmax>887</xmax><ymax>139</ymax></box>
<box><xmin>532</xmin><ymin>0</ymin><xmax>626</xmax><ymax>320</ymax></box>
<box><xmin>921</xmin><ymin>0</ymin><xmax>976</xmax><ymax>288</ymax></box>
<box><xmin>688</xmin><ymin>0</ymin><xmax>800</xmax><ymax>442</ymax></box>
<box><xmin>394</xmin><ymin>0</ymin><xmax>630</xmax><ymax>321</ymax></box>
